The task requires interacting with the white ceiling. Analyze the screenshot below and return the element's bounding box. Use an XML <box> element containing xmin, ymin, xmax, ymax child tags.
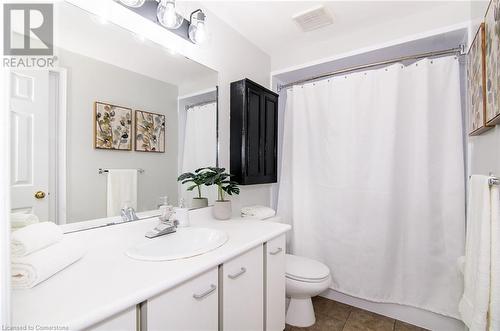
<box><xmin>51</xmin><ymin>2</ymin><xmax>217</xmax><ymax>88</ymax></box>
<box><xmin>202</xmin><ymin>1</ymin><xmax>476</xmax><ymax>70</ymax></box>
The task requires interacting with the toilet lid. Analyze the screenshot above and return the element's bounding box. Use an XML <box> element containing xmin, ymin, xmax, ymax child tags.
<box><xmin>285</xmin><ymin>254</ymin><xmax>330</xmax><ymax>281</ymax></box>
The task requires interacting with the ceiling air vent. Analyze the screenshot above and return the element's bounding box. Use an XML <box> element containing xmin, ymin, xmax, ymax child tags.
<box><xmin>292</xmin><ymin>5</ymin><xmax>333</xmax><ymax>32</ymax></box>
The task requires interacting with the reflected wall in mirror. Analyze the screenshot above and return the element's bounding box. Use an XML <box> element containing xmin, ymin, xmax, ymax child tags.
<box><xmin>9</xmin><ymin>2</ymin><xmax>219</xmax><ymax>227</ymax></box>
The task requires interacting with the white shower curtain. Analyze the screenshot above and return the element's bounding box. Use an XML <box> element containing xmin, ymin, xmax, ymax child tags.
<box><xmin>181</xmin><ymin>102</ymin><xmax>217</xmax><ymax>204</ymax></box>
<box><xmin>277</xmin><ymin>57</ymin><xmax>465</xmax><ymax>317</ymax></box>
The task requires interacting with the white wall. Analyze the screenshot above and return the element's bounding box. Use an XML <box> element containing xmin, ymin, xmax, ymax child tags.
<box><xmin>178</xmin><ymin>72</ymin><xmax>218</xmax><ymax>96</ymax></box>
<box><xmin>469</xmin><ymin>128</ymin><xmax>500</xmax><ymax>176</ymax></box>
<box><xmin>59</xmin><ymin>48</ymin><xmax>179</xmax><ymax>222</ymax></box>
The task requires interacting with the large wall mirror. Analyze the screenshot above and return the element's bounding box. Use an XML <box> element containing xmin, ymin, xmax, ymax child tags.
<box><xmin>9</xmin><ymin>2</ymin><xmax>219</xmax><ymax>227</ymax></box>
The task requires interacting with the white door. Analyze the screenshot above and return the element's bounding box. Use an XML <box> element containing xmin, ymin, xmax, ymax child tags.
<box><xmin>10</xmin><ymin>70</ymin><xmax>50</xmax><ymax>221</ymax></box>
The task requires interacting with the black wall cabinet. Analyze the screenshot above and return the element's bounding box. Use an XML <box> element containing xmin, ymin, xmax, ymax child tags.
<box><xmin>230</xmin><ymin>79</ymin><xmax>279</xmax><ymax>185</ymax></box>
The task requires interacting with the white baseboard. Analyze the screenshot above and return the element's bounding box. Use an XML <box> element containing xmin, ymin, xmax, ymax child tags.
<box><xmin>321</xmin><ymin>289</ymin><xmax>465</xmax><ymax>331</ymax></box>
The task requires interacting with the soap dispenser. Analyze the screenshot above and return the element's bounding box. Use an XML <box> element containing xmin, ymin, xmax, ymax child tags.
<box><xmin>174</xmin><ymin>198</ymin><xmax>190</xmax><ymax>227</ymax></box>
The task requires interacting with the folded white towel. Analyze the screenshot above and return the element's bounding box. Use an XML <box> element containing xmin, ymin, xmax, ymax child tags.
<box><xmin>10</xmin><ymin>213</ymin><xmax>39</xmax><ymax>229</ymax></box>
<box><xmin>241</xmin><ymin>205</ymin><xmax>276</xmax><ymax>220</ymax></box>
<box><xmin>11</xmin><ymin>239</ymin><xmax>85</xmax><ymax>289</ymax></box>
<box><xmin>11</xmin><ymin>222</ymin><xmax>63</xmax><ymax>257</ymax></box>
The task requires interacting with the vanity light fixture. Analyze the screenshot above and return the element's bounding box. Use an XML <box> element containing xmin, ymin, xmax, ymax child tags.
<box><xmin>157</xmin><ymin>0</ymin><xmax>184</xmax><ymax>30</ymax></box>
<box><xmin>118</xmin><ymin>0</ymin><xmax>145</xmax><ymax>8</ymax></box>
<box><xmin>117</xmin><ymin>0</ymin><xmax>209</xmax><ymax>45</ymax></box>
<box><xmin>188</xmin><ymin>9</ymin><xmax>207</xmax><ymax>44</ymax></box>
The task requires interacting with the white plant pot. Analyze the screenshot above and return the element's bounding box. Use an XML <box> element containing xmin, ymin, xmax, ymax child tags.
<box><xmin>213</xmin><ymin>200</ymin><xmax>232</xmax><ymax>220</ymax></box>
<box><xmin>191</xmin><ymin>197</ymin><xmax>208</xmax><ymax>209</ymax></box>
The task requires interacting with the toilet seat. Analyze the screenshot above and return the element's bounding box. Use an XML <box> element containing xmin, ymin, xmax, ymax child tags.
<box><xmin>285</xmin><ymin>254</ymin><xmax>330</xmax><ymax>283</ymax></box>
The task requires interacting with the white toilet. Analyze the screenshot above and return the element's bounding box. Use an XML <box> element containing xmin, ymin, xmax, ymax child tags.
<box><xmin>260</xmin><ymin>216</ymin><xmax>331</xmax><ymax>327</ymax></box>
<box><xmin>285</xmin><ymin>254</ymin><xmax>331</xmax><ymax>327</ymax></box>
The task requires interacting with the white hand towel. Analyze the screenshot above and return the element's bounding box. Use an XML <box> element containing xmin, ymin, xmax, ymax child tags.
<box><xmin>241</xmin><ymin>205</ymin><xmax>276</xmax><ymax>220</ymax></box>
<box><xmin>106</xmin><ymin>169</ymin><xmax>138</xmax><ymax>217</ymax></box>
<box><xmin>11</xmin><ymin>222</ymin><xmax>63</xmax><ymax>257</ymax></box>
<box><xmin>459</xmin><ymin>175</ymin><xmax>491</xmax><ymax>331</ymax></box>
<box><xmin>10</xmin><ymin>213</ymin><xmax>39</xmax><ymax>229</ymax></box>
<box><xmin>11</xmin><ymin>239</ymin><xmax>85</xmax><ymax>289</ymax></box>
<box><xmin>489</xmin><ymin>183</ymin><xmax>499</xmax><ymax>331</ymax></box>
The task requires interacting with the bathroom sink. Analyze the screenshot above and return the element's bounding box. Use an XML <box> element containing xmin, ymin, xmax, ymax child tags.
<box><xmin>126</xmin><ymin>227</ymin><xmax>228</xmax><ymax>261</ymax></box>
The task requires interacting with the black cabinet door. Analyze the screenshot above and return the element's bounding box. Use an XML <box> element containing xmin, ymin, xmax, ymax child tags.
<box><xmin>262</xmin><ymin>92</ymin><xmax>277</xmax><ymax>181</ymax></box>
<box><xmin>231</xmin><ymin>79</ymin><xmax>278</xmax><ymax>185</ymax></box>
<box><xmin>245</xmin><ymin>84</ymin><xmax>262</xmax><ymax>180</ymax></box>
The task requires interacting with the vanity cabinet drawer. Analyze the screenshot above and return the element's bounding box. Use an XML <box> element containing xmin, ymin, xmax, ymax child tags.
<box><xmin>222</xmin><ymin>245</ymin><xmax>263</xmax><ymax>331</ymax></box>
<box><xmin>147</xmin><ymin>267</ymin><xmax>218</xmax><ymax>331</ymax></box>
<box><xmin>265</xmin><ymin>234</ymin><xmax>286</xmax><ymax>331</ymax></box>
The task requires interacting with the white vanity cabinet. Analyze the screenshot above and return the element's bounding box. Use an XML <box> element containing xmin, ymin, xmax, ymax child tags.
<box><xmin>222</xmin><ymin>245</ymin><xmax>264</xmax><ymax>331</ymax></box>
<box><xmin>142</xmin><ymin>237</ymin><xmax>286</xmax><ymax>331</ymax></box>
<box><xmin>265</xmin><ymin>234</ymin><xmax>286</xmax><ymax>331</ymax></box>
<box><xmin>146</xmin><ymin>267</ymin><xmax>219</xmax><ymax>331</ymax></box>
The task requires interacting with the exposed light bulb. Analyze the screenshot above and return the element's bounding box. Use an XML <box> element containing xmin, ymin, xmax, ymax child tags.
<box><xmin>189</xmin><ymin>21</ymin><xmax>206</xmax><ymax>44</ymax></box>
<box><xmin>157</xmin><ymin>0</ymin><xmax>183</xmax><ymax>29</ymax></box>
<box><xmin>188</xmin><ymin>9</ymin><xmax>207</xmax><ymax>44</ymax></box>
<box><xmin>119</xmin><ymin>0</ymin><xmax>145</xmax><ymax>8</ymax></box>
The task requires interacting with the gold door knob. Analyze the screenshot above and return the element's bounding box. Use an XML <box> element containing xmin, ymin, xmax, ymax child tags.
<box><xmin>34</xmin><ymin>191</ymin><xmax>46</xmax><ymax>199</ymax></box>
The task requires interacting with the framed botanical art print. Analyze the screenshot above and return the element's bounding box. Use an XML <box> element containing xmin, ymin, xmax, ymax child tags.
<box><xmin>135</xmin><ymin>110</ymin><xmax>166</xmax><ymax>152</ymax></box>
<box><xmin>94</xmin><ymin>102</ymin><xmax>132</xmax><ymax>150</ymax></box>
<box><xmin>467</xmin><ymin>24</ymin><xmax>492</xmax><ymax>135</ymax></box>
<box><xmin>485</xmin><ymin>0</ymin><xmax>500</xmax><ymax>125</ymax></box>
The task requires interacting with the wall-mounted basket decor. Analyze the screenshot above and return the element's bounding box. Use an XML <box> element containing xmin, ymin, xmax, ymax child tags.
<box><xmin>485</xmin><ymin>0</ymin><xmax>500</xmax><ymax>125</ymax></box>
<box><xmin>468</xmin><ymin>24</ymin><xmax>493</xmax><ymax>135</ymax></box>
<box><xmin>135</xmin><ymin>109</ymin><xmax>166</xmax><ymax>153</ymax></box>
<box><xmin>94</xmin><ymin>101</ymin><xmax>132</xmax><ymax>150</ymax></box>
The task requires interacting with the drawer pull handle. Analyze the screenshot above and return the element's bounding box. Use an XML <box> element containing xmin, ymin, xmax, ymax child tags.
<box><xmin>270</xmin><ymin>247</ymin><xmax>282</xmax><ymax>255</ymax></box>
<box><xmin>228</xmin><ymin>267</ymin><xmax>247</xmax><ymax>280</ymax></box>
<box><xmin>193</xmin><ymin>284</ymin><xmax>217</xmax><ymax>300</ymax></box>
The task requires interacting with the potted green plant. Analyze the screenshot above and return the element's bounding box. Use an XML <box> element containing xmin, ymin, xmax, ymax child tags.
<box><xmin>177</xmin><ymin>168</ymin><xmax>211</xmax><ymax>209</ymax></box>
<box><xmin>204</xmin><ymin>167</ymin><xmax>240</xmax><ymax>220</ymax></box>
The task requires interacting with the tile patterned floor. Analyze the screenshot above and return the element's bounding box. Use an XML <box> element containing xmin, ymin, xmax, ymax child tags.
<box><xmin>285</xmin><ymin>297</ymin><xmax>429</xmax><ymax>331</ymax></box>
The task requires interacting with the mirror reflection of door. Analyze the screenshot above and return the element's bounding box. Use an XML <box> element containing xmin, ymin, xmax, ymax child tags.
<box><xmin>10</xmin><ymin>70</ymin><xmax>51</xmax><ymax>223</ymax></box>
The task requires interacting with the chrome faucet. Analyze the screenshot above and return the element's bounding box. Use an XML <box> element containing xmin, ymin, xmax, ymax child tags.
<box><xmin>120</xmin><ymin>206</ymin><xmax>139</xmax><ymax>222</ymax></box>
<box><xmin>145</xmin><ymin>206</ymin><xmax>179</xmax><ymax>239</ymax></box>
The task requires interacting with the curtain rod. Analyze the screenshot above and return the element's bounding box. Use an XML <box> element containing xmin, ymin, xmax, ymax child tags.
<box><xmin>277</xmin><ymin>45</ymin><xmax>466</xmax><ymax>92</ymax></box>
<box><xmin>185</xmin><ymin>100</ymin><xmax>216</xmax><ymax>110</ymax></box>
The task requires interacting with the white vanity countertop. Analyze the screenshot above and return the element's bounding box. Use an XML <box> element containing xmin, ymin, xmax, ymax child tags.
<box><xmin>11</xmin><ymin>210</ymin><xmax>291</xmax><ymax>330</ymax></box>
